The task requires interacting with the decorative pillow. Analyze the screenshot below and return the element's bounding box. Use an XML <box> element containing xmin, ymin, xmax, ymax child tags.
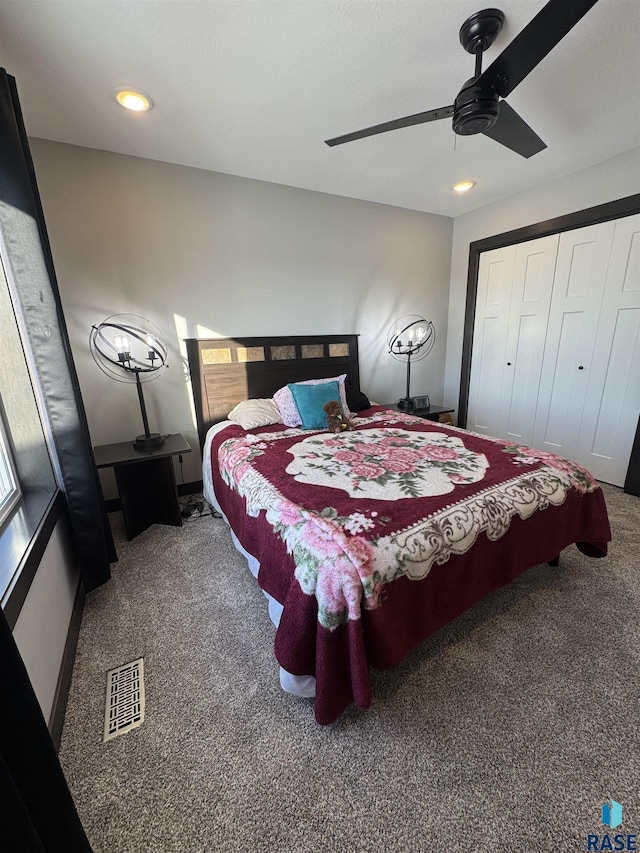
<box><xmin>273</xmin><ymin>374</ymin><xmax>352</xmax><ymax>427</ymax></box>
<box><xmin>345</xmin><ymin>385</ymin><xmax>371</xmax><ymax>411</ymax></box>
<box><xmin>288</xmin><ymin>381</ymin><xmax>341</xmax><ymax>430</ymax></box>
<box><xmin>227</xmin><ymin>398</ymin><xmax>282</xmax><ymax>430</ymax></box>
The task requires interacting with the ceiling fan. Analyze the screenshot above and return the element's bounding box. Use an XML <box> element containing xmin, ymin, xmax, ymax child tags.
<box><xmin>324</xmin><ymin>0</ymin><xmax>599</xmax><ymax>158</ymax></box>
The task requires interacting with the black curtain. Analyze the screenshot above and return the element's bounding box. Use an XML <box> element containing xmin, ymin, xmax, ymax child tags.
<box><xmin>0</xmin><ymin>68</ymin><xmax>116</xmax><ymax>590</ymax></box>
<box><xmin>0</xmin><ymin>69</ymin><xmax>116</xmax><ymax>850</ymax></box>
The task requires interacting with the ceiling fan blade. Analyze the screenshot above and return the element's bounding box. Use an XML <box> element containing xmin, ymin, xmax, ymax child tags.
<box><xmin>324</xmin><ymin>105</ymin><xmax>454</xmax><ymax>147</ymax></box>
<box><xmin>477</xmin><ymin>0</ymin><xmax>600</xmax><ymax>98</ymax></box>
<box><xmin>481</xmin><ymin>100</ymin><xmax>547</xmax><ymax>158</ymax></box>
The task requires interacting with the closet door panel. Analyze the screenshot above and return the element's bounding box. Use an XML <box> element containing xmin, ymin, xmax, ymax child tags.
<box><xmin>537</xmin><ymin>310</ymin><xmax>589</xmax><ymax>451</ymax></box>
<box><xmin>575</xmin><ymin>213</ymin><xmax>640</xmax><ymax>484</ymax></box>
<box><xmin>531</xmin><ymin>221</ymin><xmax>615</xmax><ymax>459</ymax></box>
<box><xmin>499</xmin><ymin>235</ymin><xmax>558</xmax><ymax>445</ymax></box>
<box><xmin>467</xmin><ymin>246</ymin><xmax>515</xmax><ymax>436</ymax></box>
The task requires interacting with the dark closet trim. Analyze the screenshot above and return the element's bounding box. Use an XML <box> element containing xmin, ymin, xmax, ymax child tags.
<box><xmin>623</xmin><ymin>417</ymin><xmax>640</xmax><ymax>496</ymax></box>
<box><xmin>458</xmin><ymin>193</ymin><xmax>640</xmax><ymax>425</ymax></box>
<box><xmin>457</xmin><ymin>192</ymin><xmax>640</xmax><ymax>495</ymax></box>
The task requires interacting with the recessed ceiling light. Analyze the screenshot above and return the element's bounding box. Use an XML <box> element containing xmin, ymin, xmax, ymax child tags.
<box><xmin>452</xmin><ymin>180</ymin><xmax>476</xmax><ymax>193</ymax></box>
<box><xmin>114</xmin><ymin>88</ymin><xmax>153</xmax><ymax>112</ymax></box>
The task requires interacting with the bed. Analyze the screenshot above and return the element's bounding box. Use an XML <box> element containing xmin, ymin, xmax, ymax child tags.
<box><xmin>186</xmin><ymin>334</ymin><xmax>611</xmax><ymax>724</ymax></box>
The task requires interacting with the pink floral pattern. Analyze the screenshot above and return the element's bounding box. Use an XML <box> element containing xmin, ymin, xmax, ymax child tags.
<box><xmin>502</xmin><ymin>443</ymin><xmax>598</xmax><ymax>493</ymax></box>
<box><xmin>285</xmin><ymin>428</ymin><xmax>488</xmax><ymax>499</ymax></box>
<box><xmin>216</xmin><ymin>413</ymin><xmax>603</xmax><ymax>631</ymax></box>
<box><xmin>267</xmin><ymin>501</ymin><xmax>381</xmax><ymax>630</ymax></box>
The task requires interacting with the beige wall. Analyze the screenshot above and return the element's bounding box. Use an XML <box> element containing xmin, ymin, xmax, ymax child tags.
<box><xmin>30</xmin><ymin>139</ymin><xmax>453</xmax><ymax>494</ymax></box>
<box><xmin>444</xmin><ymin>147</ymin><xmax>640</xmax><ymax>409</ymax></box>
<box><xmin>12</xmin><ymin>514</ymin><xmax>79</xmax><ymax>725</ymax></box>
<box><xmin>29</xmin><ymin>138</ymin><xmax>639</xmax><ymax>497</ymax></box>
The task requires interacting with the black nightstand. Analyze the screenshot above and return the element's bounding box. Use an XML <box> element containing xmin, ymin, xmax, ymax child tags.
<box><xmin>93</xmin><ymin>433</ymin><xmax>192</xmax><ymax>540</ymax></box>
<box><xmin>384</xmin><ymin>403</ymin><xmax>455</xmax><ymax>422</ymax></box>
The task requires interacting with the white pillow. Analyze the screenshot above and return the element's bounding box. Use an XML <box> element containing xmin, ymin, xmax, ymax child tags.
<box><xmin>273</xmin><ymin>375</ymin><xmax>352</xmax><ymax>427</ymax></box>
<box><xmin>227</xmin><ymin>399</ymin><xmax>282</xmax><ymax>430</ymax></box>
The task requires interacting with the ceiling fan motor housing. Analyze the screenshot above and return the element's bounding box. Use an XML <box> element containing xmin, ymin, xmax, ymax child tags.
<box><xmin>453</xmin><ymin>79</ymin><xmax>500</xmax><ymax>135</ymax></box>
<box><xmin>325</xmin><ymin>1</ymin><xmax>594</xmax><ymax>156</ymax></box>
<box><xmin>453</xmin><ymin>8</ymin><xmax>504</xmax><ymax>136</ymax></box>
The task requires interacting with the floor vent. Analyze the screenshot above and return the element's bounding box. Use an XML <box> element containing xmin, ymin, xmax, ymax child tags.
<box><xmin>104</xmin><ymin>658</ymin><xmax>145</xmax><ymax>742</ymax></box>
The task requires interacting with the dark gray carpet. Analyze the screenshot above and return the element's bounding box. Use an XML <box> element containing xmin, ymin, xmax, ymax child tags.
<box><xmin>59</xmin><ymin>484</ymin><xmax>639</xmax><ymax>852</ymax></box>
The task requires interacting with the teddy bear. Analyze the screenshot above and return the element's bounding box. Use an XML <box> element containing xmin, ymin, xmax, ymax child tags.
<box><xmin>323</xmin><ymin>400</ymin><xmax>355</xmax><ymax>433</ymax></box>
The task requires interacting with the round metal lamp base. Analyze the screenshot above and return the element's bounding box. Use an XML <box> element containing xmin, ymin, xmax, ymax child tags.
<box><xmin>133</xmin><ymin>433</ymin><xmax>165</xmax><ymax>449</ymax></box>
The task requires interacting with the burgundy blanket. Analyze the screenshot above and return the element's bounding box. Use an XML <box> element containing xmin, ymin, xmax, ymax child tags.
<box><xmin>208</xmin><ymin>406</ymin><xmax>611</xmax><ymax>724</ymax></box>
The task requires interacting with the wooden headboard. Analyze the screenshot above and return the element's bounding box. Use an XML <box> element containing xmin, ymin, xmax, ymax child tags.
<box><xmin>185</xmin><ymin>334</ymin><xmax>361</xmax><ymax>448</ymax></box>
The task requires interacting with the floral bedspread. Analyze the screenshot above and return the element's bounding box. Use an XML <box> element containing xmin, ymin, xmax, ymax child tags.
<box><xmin>209</xmin><ymin>406</ymin><xmax>611</xmax><ymax>723</ymax></box>
<box><xmin>216</xmin><ymin>408</ymin><xmax>603</xmax><ymax>631</ymax></box>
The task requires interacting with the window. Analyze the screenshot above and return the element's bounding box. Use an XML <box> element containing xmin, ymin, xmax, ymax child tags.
<box><xmin>0</xmin><ymin>233</ymin><xmax>58</xmax><ymax>607</ymax></box>
<box><xmin>0</xmin><ymin>71</ymin><xmax>113</xmax><ymax>613</ymax></box>
<box><xmin>0</xmin><ymin>405</ymin><xmax>20</xmax><ymax>527</ymax></box>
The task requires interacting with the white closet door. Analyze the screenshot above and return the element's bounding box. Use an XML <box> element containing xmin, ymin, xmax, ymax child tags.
<box><xmin>574</xmin><ymin>213</ymin><xmax>640</xmax><ymax>485</ymax></box>
<box><xmin>498</xmin><ymin>234</ymin><xmax>559</xmax><ymax>446</ymax></box>
<box><xmin>531</xmin><ymin>221</ymin><xmax>616</xmax><ymax>460</ymax></box>
<box><xmin>467</xmin><ymin>245</ymin><xmax>515</xmax><ymax>436</ymax></box>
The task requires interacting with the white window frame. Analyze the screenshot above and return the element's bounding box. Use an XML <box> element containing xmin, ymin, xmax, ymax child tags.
<box><xmin>0</xmin><ymin>408</ymin><xmax>20</xmax><ymax>527</ymax></box>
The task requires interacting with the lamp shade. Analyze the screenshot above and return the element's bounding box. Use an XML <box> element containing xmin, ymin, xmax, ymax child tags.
<box><xmin>90</xmin><ymin>314</ymin><xmax>168</xmax><ymax>448</ymax></box>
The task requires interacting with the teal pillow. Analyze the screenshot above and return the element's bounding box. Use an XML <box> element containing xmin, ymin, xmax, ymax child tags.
<box><xmin>288</xmin><ymin>381</ymin><xmax>341</xmax><ymax>430</ymax></box>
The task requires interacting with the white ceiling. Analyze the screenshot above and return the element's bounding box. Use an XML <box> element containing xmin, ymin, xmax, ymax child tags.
<box><xmin>0</xmin><ymin>0</ymin><xmax>638</xmax><ymax>217</ymax></box>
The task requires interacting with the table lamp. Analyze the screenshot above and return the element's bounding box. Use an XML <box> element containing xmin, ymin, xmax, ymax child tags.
<box><xmin>90</xmin><ymin>314</ymin><xmax>168</xmax><ymax>449</ymax></box>
<box><xmin>387</xmin><ymin>315</ymin><xmax>436</xmax><ymax>411</ymax></box>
